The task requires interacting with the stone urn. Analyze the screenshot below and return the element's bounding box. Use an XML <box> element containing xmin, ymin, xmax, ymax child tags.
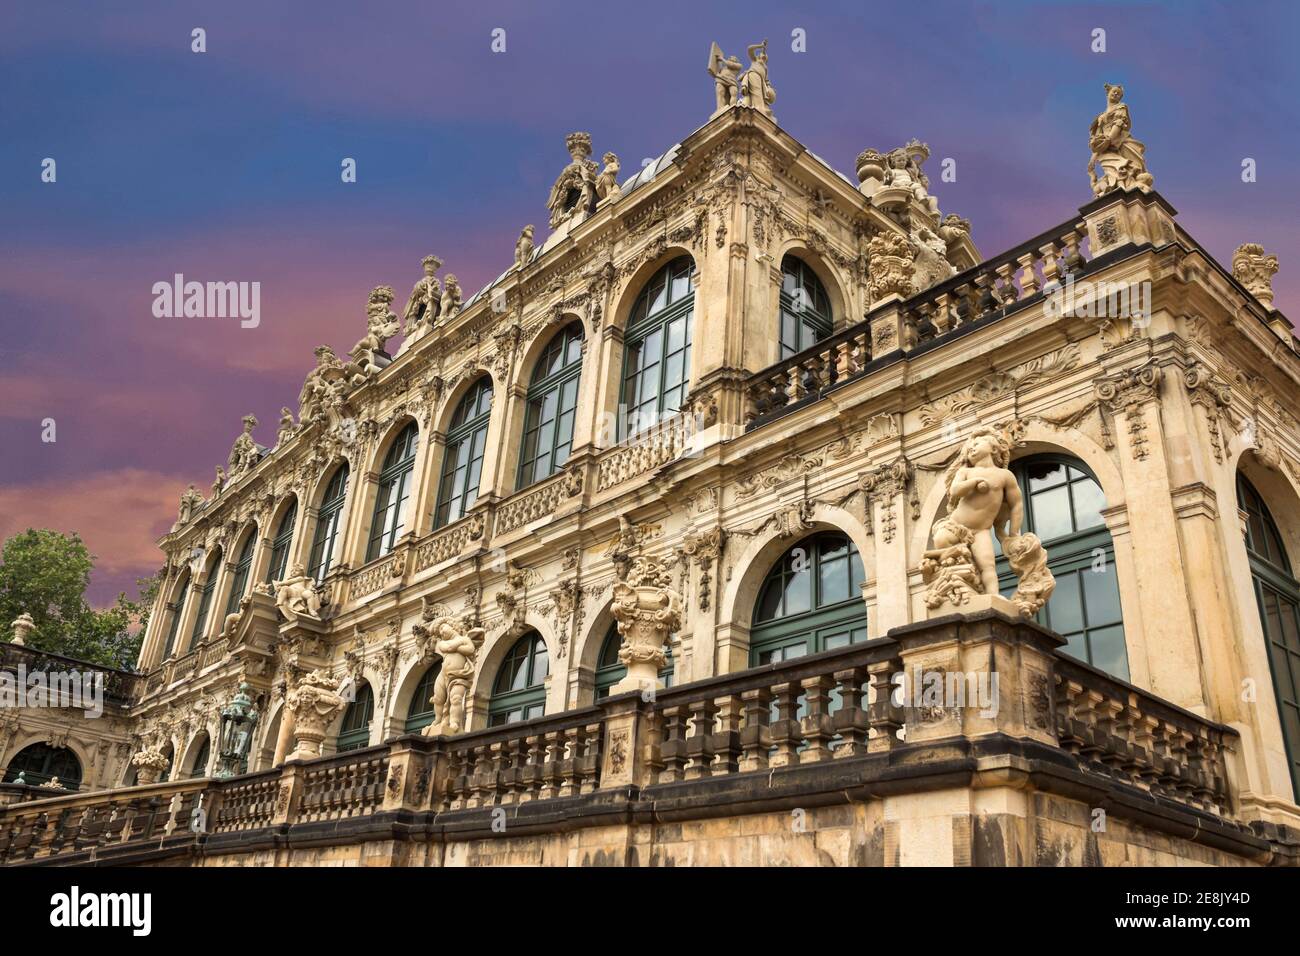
<box><xmin>609</xmin><ymin>580</ymin><xmax>682</xmax><ymax>694</ymax></box>
<box><xmin>286</xmin><ymin>670</ymin><xmax>346</xmax><ymax>761</ymax></box>
<box><xmin>855</xmin><ymin>148</ymin><xmax>886</xmax><ymax>193</ymax></box>
<box><xmin>131</xmin><ymin>747</ymin><xmax>170</xmax><ymax>785</ymax></box>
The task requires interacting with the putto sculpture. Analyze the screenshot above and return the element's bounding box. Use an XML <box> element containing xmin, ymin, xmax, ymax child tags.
<box><xmin>297</xmin><ymin>345</ymin><xmax>349</xmax><ymax>427</ymax></box>
<box><xmin>401</xmin><ymin>255</ymin><xmax>443</xmax><ymax>337</ymax></box>
<box><xmin>347</xmin><ymin>285</ymin><xmax>400</xmax><ymax>385</ymax></box>
<box><xmin>920</xmin><ymin>427</ymin><xmax>1055</xmax><ymax>617</ymax></box>
<box><xmin>1088</xmin><ymin>83</ymin><xmax>1155</xmax><ymax>197</ymax></box>
<box><xmin>513</xmin><ymin>226</ymin><xmax>535</xmax><ymax>270</ymax></box>
<box><xmin>595</xmin><ymin>153</ymin><xmax>621</xmax><ymax>202</ymax></box>
<box><xmin>706</xmin><ymin>42</ymin><xmax>743</xmax><ymax>116</ymax></box>
<box><xmin>439</xmin><ymin>274</ymin><xmax>462</xmax><ymax>320</ymax></box>
<box><xmin>273</xmin><ymin>563</ymin><xmax>327</xmax><ymax>620</ymax></box>
<box><xmin>412</xmin><ymin>607</ymin><xmax>486</xmax><ymax>737</ymax></box>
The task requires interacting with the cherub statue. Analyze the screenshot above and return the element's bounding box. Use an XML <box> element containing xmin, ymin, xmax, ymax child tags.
<box><xmin>276</xmin><ymin>407</ymin><xmax>296</xmax><ymax>446</ymax></box>
<box><xmin>596</xmin><ymin>153</ymin><xmax>621</xmax><ymax>202</ymax></box>
<box><xmin>514</xmin><ymin>226</ymin><xmax>535</xmax><ymax>270</ymax></box>
<box><xmin>419</xmin><ymin>615</ymin><xmax>486</xmax><ymax>737</ymax></box>
<box><xmin>176</xmin><ymin>484</ymin><xmax>204</xmax><ymax>526</ymax></box>
<box><xmin>1088</xmin><ymin>83</ymin><xmax>1154</xmax><ymax>196</ymax></box>
<box><xmin>227</xmin><ymin>415</ymin><xmax>260</xmax><ymax>476</ymax></box>
<box><xmin>212</xmin><ymin>466</ymin><xmax>225</xmax><ymax>497</ymax></box>
<box><xmin>348</xmin><ymin>286</ymin><xmax>400</xmax><ymax>384</ymax></box>
<box><xmin>707</xmin><ymin>42</ymin><xmax>743</xmax><ymax>115</ymax></box>
<box><xmin>439</xmin><ymin>274</ymin><xmax>462</xmax><ymax>320</ymax></box>
<box><xmin>738</xmin><ymin>40</ymin><xmax>776</xmax><ymax>118</ymax></box>
<box><xmin>273</xmin><ymin>563</ymin><xmax>326</xmax><ymax>620</ymax></box>
<box><xmin>298</xmin><ymin>345</ymin><xmax>348</xmax><ymax>425</ymax></box>
<box><xmin>401</xmin><ymin>255</ymin><xmax>442</xmax><ymax>334</ymax></box>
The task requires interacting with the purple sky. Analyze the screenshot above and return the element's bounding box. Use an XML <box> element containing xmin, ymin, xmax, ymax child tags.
<box><xmin>2</xmin><ymin>0</ymin><xmax>1297</xmax><ymax>605</ymax></box>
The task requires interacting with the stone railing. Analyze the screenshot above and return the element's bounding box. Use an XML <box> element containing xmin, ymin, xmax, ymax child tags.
<box><xmin>0</xmin><ymin>643</ymin><xmax>142</xmax><ymax>708</ymax></box>
<box><xmin>596</xmin><ymin>411</ymin><xmax>697</xmax><ymax>491</ymax></box>
<box><xmin>744</xmin><ymin>215</ymin><xmax>1096</xmax><ymax>429</ymax></box>
<box><xmin>0</xmin><ymin>612</ymin><xmax>1256</xmax><ymax>866</ymax></box>
<box><xmin>414</xmin><ymin>517</ymin><xmax>477</xmax><ymax>573</ymax></box>
<box><xmin>495</xmin><ymin>473</ymin><xmax>569</xmax><ymax>535</ymax></box>
<box><xmin>350</xmin><ymin>552</ymin><xmax>403</xmax><ymax>600</ymax></box>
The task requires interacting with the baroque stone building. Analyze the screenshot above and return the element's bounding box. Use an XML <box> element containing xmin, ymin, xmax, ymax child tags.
<box><xmin>2</xmin><ymin>63</ymin><xmax>1299</xmax><ymax>867</ymax></box>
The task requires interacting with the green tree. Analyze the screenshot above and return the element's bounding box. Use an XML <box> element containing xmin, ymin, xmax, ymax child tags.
<box><xmin>0</xmin><ymin>529</ymin><xmax>151</xmax><ymax>670</ymax></box>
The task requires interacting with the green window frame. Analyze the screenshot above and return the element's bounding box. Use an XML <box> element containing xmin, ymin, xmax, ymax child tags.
<box><xmin>3</xmin><ymin>743</ymin><xmax>83</xmax><ymax>789</ymax></box>
<box><xmin>995</xmin><ymin>455</ymin><xmax>1127</xmax><ymax>679</ymax></box>
<box><xmin>518</xmin><ymin>322</ymin><xmax>584</xmax><ymax>488</ymax></box>
<box><xmin>337</xmin><ymin>683</ymin><xmax>375</xmax><ymax>752</ymax></box>
<box><xmin>594</xmin><ymin>624</ymin><xmax>674</xmax><ymax>699</ymax></box>
<box><xmin>434</xmin><ymin>377</ymin><xmax>493</xmax><ymax>528</ymax></box>
<box><xmin>366</xmin><ymin>422</ymin><xmax>419</xmax><ymax>561</ymax></box>
<box><xmin>188</xmin><ymin>736</ymin><xmax>211</xmax><ymax>779</ymax></box>
<box><xmin>779</xmin><ymin>255</ymin><xmax>833</xmax><ymax>359</ymax></box>
<box><xmin>1237</xmin><ymin>474</ymin><xmax>1300</xmax><ymax>801</ymax></box>
<box><xmin>404</xmin><ymin>662</ymin><xmax>442</xmax><ymax>734</ymax></box>
<box><xmin>160</xmin><ymin>570</ymin><xmax>189</xmax><ymax>660</ymax></box>
<box><xmin>489</xmin><ymin>632</ymin><xmax>549</xmax><ymax>726</ymax></box>
<box><xmin>749</xmin><ymin>533</ymin><xmax>868</xmax><ymax>665</ymax></box>
<box><xmin>266</xmin><ymin>500</ymin><xmax>297</xmax><ymax>584</ymax></box>
<box><xmin>188</xmin><ymin>548</ymin><xmax>222</xmax><ymax>650</ymax></box>
<box><xmin>224</xmin><ymin>529</ymin><xmax>258</xmax><ymax>618</ymax></box>
<box><xmin>620</xmin><ymin>257</ymin><xmax>694</xmax><ymax>439</ymax></box>
<box><xmin>308</xmin><ymin>464</ymin><xmax>349</xmax><ymax>582</ymax></box>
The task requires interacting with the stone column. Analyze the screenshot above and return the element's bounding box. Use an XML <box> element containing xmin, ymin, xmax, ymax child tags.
<box><xmin>285</xmin><ymin>671</ymin><xmax>346</xmax><ymax>761</ymax></box>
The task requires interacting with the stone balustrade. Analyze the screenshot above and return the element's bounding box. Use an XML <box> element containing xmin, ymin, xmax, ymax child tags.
<box><xmin>0</xmin><ymin>611</ymin><xmax>1264</xmax><ymax>867</ymax></box>
<box><xmin>0</xmin><ymin>642</ymin><xmax>142</xmax><ymax>708</ymax></box>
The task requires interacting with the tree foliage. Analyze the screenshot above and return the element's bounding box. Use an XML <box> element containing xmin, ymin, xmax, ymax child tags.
<box><xmin>0</xmin><ymin>529</ymin><xmax>155</xmax><ymax>670</ymax></box>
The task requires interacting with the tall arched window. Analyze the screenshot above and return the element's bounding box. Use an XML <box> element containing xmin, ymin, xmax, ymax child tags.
<box><xmin>1237</xmin><ymin>473</ymin><xmax>1300</xmax><ymax>800</ymax></box>
<box><xmin>404</xmin><ymin>662</ymin><xmax>442</xmax><ymax>734</ymax></box>
<box><xmin>367</xmin><ymin>423</ymin><xmax>419</xmax><ymax>561</ymax></box>
<box><xmin>779</xmin><ymin>255</ymin><xmax>833</xmax><ymax>358</ymax></box>
<box><xmin>489</xmin><ymin>632</ymin><xmax>549</xmax><ymax>726</ymax></box>
<box><xmin>188</xmin><ymin>547</ymin><xmax>222</xmax><ymax>650</ymax></box>
<box><xmin>594</xmin><ymin>624</ymin><xmax>674</xmax><ymax>699</ymax></box>
<box><xmin>188</xmin><ymin>735</ymin><xmax>211</xmax><ymax>778</ymax></box>
<box><xmin>519</xmin><ymin>322</ymin><xmax>584</xmax><ymax>488</ymax></box>
<box><xmin>3</xmin><ymin>743</ymin><xmax>83</xmax><ymax>789</ymax></box>
<box><xmin>435</xmin><ymin>377</ymin><xmax>493</xmax><ymax>528</ymax></box>
<box><xmin>996</xmin><ymin>456</ymin><xmax>1126</xmax><ymax>678</ymax></box>
<box><xmin>160</xmin><ymin>569</ymin><xmax>189</xmax><ymax>661</ymax></box>
<box><xmin>224</xmin><ymin>529</ymin><xmax>257</xmax><ymax>618</ymax></box>
<box><xmin>308</xmin><ymin>464</ymin><xmax>349</xmax><ymax>582</ymax></box>
<box><xmin>266</xmin><ymin>500</ymin><xmax>297</xmax><ymax>584</ymax></box>
<box><xmin>750</xmin><ymin>533</ymin><xmax>867</xmax><ymax>664</ymax></box>
<box><xmin>337</xmin><ymin>683</ymin><xmax>374</xmax><ymax>752</ymax></box>
<box><xmin>621</xmin><ymin>256</ymin><xmax>694</xmax><ymax>438</ymax></box>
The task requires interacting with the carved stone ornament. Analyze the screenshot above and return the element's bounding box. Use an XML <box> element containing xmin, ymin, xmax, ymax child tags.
<box><xmin>286</xmin><ymin>670</ymin><xmax>346</xmax><ymax>760</ymax></box>
<box><xmin>1088</xmin><ymin>83</ymin><xmax>1155</xmax><ymax>197</ymax></box>
<box><xmin>1232</xmin><ymin>243</ymin><xmax>1279</xmax><ymax>310</ymax></box>
<box><xmin>272</xmin><ymin>563</ymin><xmax>328</xmax><ymax>621</ymax></box>
<box><xmin>609</xmin><ymin>556</ymin><xmax>683</xmax><ymax>693</ymax></box>
<box><xmin>867</xmin><ymin>232</ymin><xmax>915</xmax><ymax>301</ymax></box>
<box><xmin>418</xmin><ymin>615</ymin><xmax>485</xmax><ymax>738</ymax></box>
<box><xmin>130</xmin><ymin>746</ymin><xmax>171</xmax><ymax>785</ymax></box>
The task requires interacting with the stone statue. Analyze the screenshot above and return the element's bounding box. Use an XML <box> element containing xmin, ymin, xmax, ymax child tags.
<box><xmin>10</xmin><ymin>612</ymin><xmax>34</xmax><ymax>645</ymax></box>
<box><xmin>546</xmin><ymin>132</ymin><xmax>600</xmax><ymax>230</ymax></box>
<box><xmin>595</xmin><ymin>153</ymin><xmax>621</xmax><ymax>202</ymax></box>
<box><xmin>402</xmin><ymin>255</ymin><xmax>443</xmax><ymax>335</ymax></box>
<box><xmin>609</xmin><ymin>555</ymin><xmax>682</xmax><ymax>693</ymax></box>
<box><xmin>298</xmin><ymin>345</ymin><xmax>349</xmax><ymax>425</ymax></box>
<box><xmin>348</xmin><ymin>286</ymin><xmax>400</xmax><ymax>385</ymax></box>
<box><xmin>707</xmin><ymin>42</ymin><xmax>743</xmax><ymax>115</ymax></box>
<box><xmin>920</xmin><ymin>427</ymin><xmax>1055</xmax><ymax>617</ymax></box>
<box><xmin>212</xmin><ymin>466</ymin><xmax>225</xmax><ymax>498</ymax></box>
<box><xmin>514</xmin><ymin>226</ymin><xmax>535</xmax><ymax>270</ymax></box>
<box><xmin>276</xmin><ymin>407</ymin><xmax>296</xmax><ymax>446</ymax></box>
<box><xmin>273</xmin><ymin>563</ymin><xmax>326</xmax><ymax>620</ymax></box>
<box><xmin>439</xmin><ymin>274</ymin><xmax>462</xmax><ymax>320</ymax></box>
<box><xmin>227</xmin><ymin>415</ymin><xmax>260</xmax><ymax>476</ymax></box>
<box><xmin>1088</xmin><ymin>83</ymin><xmax>1154</xmax><ymax>197</ymax></box>
<box><xmin>417</xmin><ymin>615</ymin><xmax>486</xmax><ymax>737</ymax></box>
<box><xmin>738</xmin><ymin>40</ymin><xmax>776</xmax><ymax>118</ymax></box>
<box><xmin>176</xmin><ymin>484</ymin><xmax>204</xmax><ymax>526</ymax></box>
<box><xmin>1232</xmin><ymin>243</ymin><xmax>1279</xmax><ymax>310</ymax></box>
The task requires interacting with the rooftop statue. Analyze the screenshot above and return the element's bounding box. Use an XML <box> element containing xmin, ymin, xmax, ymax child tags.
<box><xmin>921</xmin><ymin>427</ymin><xmax>1055</xmax><ymax>617</ymax></box>
<box><xmin>514</xmin><ymin>226</ymin><xmax>535</xmax><ymax>270</ymax></box>
<box><xmin>175</xmin><ymin>484</ymin><xmax>204</xmax><ymax>528</ymax></box>
<box><xmin>401</xmin><ymin>255</ymin><xmax>443</xmax><ymax>338</ymax></box>
<box><xmin>1088</xmin><ymin>83</ymin><xmax>1155</xmax><ymax>197</ymax></box>
<box><xmin>738</xmin><ymin>40</ymin><xmax>776</xmax><ymax>119</ymax></box>
<box><xmin>440</xmin><ymin>274</ymin><xmax>462</xmax><ymax>320</ymax></box>
<box><xmin>226</xmin><ymin>414</ymin><xmax>260</xmax><ymax>478</ymax></box>
<box><xmin>596</xmin><ymin>153</ymin><xmax>621</xmax><ymax>202</ymax></box>
<box><xmin>546</xmin><ymin>132</ymin><xmax>600</xmax><ymax>230</ymax></box>
<box><xmin>706</xmin><ymin>42</ymin><xmax>743</xmax><ymax>116</ymax></box>
<box><xmin>347</xmin><ymin>286</ymin><xmax>400</xmax><ymax>386</ymax></box>
<box><xmin>298</xmin><ymin>345</ymin><xmax>350</xmax><ymax>427</ymax></box>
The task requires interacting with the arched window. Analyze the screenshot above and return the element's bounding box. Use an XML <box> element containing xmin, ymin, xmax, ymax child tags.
<box><xmin>3</xmin><ymin>743</ymin><xmax>83</xmax><ymax>789</ymax></box>
<box><xmin>779</xmin><ymin>255</ymin><xmax>833</xmax><ymax>358</ymax></box>
<box><xmin>519</xmin><ymin>323</ymin><xmax>584</xmax><ymax>488</ymax></box>
<box><xmin>188</xmin><ymin>736</ymin><xmax>211</xmax><ymax>779</ymax></box>
<box><xmin>223</xmin><ymin>529</ymin><xmax>258</xmax><ymax>618</ymax></box>
<box><xmin>1237</xmin><ymin>473</ymin><xmax>1300</xmax><ymax>800</ymax></box>
<box><xmin>337</xmin><ymin>683</ymin><xmax>374</xmax><ymax>752</ymax></box>
<box><xmin>435</xmin><ymin>378</ymin><xmax>493</xmax><ymax>528</ymax></box>
<box><xmin>367</xmin><ymin>423</ymin><xmax>419</xmax><ymax>561</ymax></box>
<box><xmin>160</xmin><ymin>569</ymin><xmax>189</xmax><ymax>661</ymax></box>
<box><xmin>489</xmin><ymin>632</ymin><xmax>549</xmax><ymax>726</ymax></box>
<box><xmin>594</xmin><ymin>624</ymin><xmax>674</xmax><ymax>699</ymax></box>
<box><xmin>404</xmin><ymin>662</ymin><xmax>442</xmax><ymax>733</ymax></box>
<box><xmin>750</xmin><ymin>533</ymin><xmax>867</xmax><ymax>664</ymax></box>
<box><xmin>996</xmin><ymin>456</ymin><xmax>1127</xmax><ymax>679</ymax></box>
<box><xmin>621</xmin><ymin>256</ymin><xmax>694</xmax><ymax>438</ymax></box>
<box><xmin>188</xmin><ymin>547</ymin><xmax>222</xmax><ymax>650</ymax></box>
<box><xmin>308</xmin><ymin>464</ymin><xmax>349</xmax><ymax>582</ymax></box>
<box><xmin>266</xmin><ymin>500</ymin><xmax>297</xmax><ymax>584</ymax></box>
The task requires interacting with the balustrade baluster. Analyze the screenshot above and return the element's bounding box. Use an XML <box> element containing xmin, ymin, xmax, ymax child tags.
<box><xmin>684</xmin><ymin>698</ymin><xmax>719</xmax><ymax>780</ymax></box>
<box><xmin>832</xmin><ymin>667</ymin><xmax>870</xmax><ymax>758</ymax></box>
<box><xmin>768</xmin><ymin>683</ymin><xmax>803</xmax><ymax>769</ymax></box>
<box><xmin>800</xmin><ymin>675</ymin><xmax>835</xmax><ymax>763</ymax></box>
<box><xmin>868</xmin><ymin>660</ymin><xmax>902</xmax><ymax>752</ymax></box>
<box><xmin>658</xmin><ymin>707</ymin><xmax>689</xmax><ymax>783</ymax></box>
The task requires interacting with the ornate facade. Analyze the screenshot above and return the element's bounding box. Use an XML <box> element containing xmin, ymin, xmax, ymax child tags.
<box><xmin>3</xmin><ymin>68</ymin><xmax>1300</xmax><ymax>867</ymax></box>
